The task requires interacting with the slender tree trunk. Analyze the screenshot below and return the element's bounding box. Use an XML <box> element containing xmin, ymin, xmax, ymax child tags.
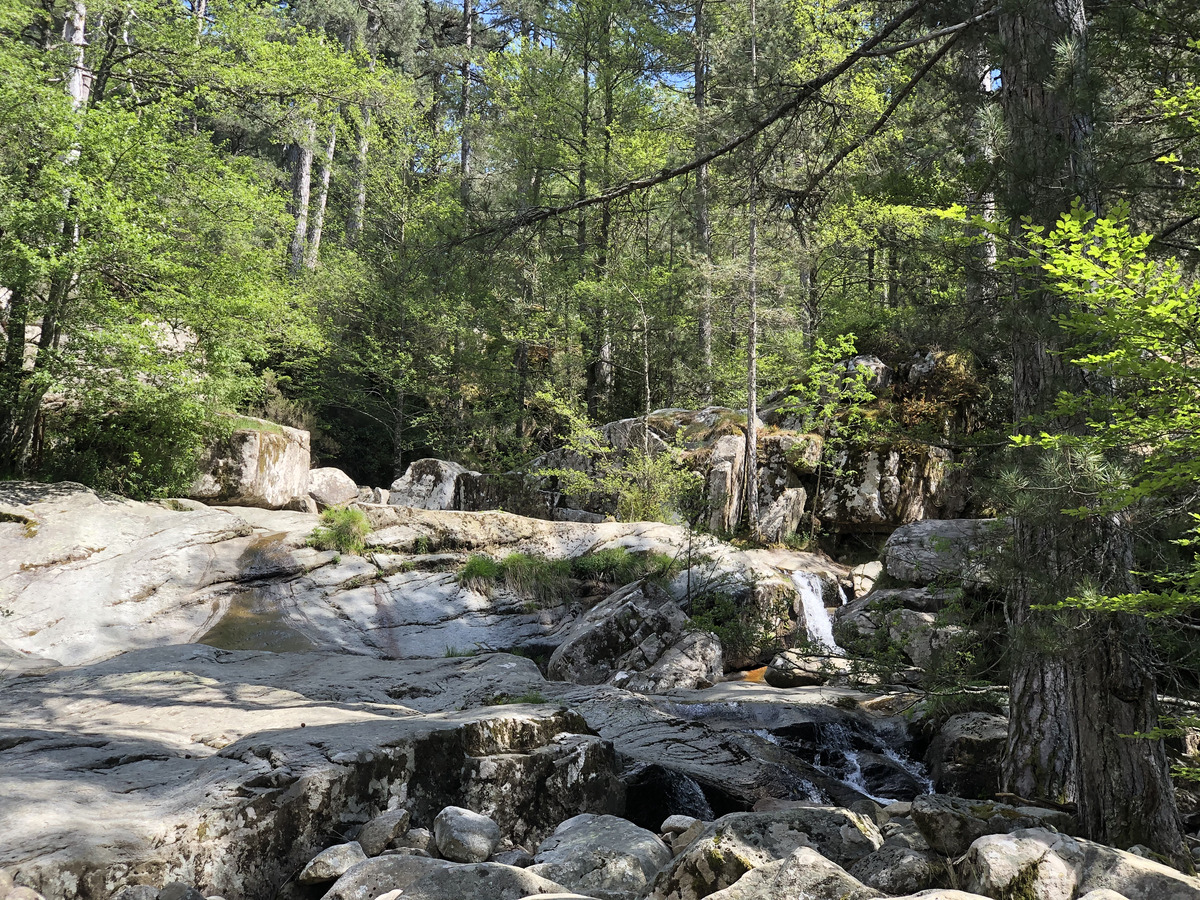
<box><xmin>693</xmin><ymin>0</ymin><xmax>713</xmax><ymax>403</ymax></box>
<box><xmin>999</xmin><ymin>0</ymin><xmax>1185</xmax><ymax>861</ymax></box>
<box><xmin>304</xmin><ymin>119</ymin><xmax>337</xmax><ymax>269</ymax></box>
<box><xmin>288</xmin><ymin>118</ymin><xmax>316</xmax><ymax>274</ymax></box>
<box><xmin>961</xmin><ymin>45</ymin><xmax>997</xmax><ymax>310</ymax></box>
<box><xmin>459</xmin><ymin>0</ymin><xmax>473</xmax><ymax>189</ymax></box>
<box><xmin>391</xmin><ymin>391</ymin><xmax>406</xmax><ymax>482</ymax></box>
<box><xmin>743</xmin><ymin>0</ymin><xmax>759</xmax><ymax>535</ymax></box>
<box><xmin>348</xmin><ymin>15</ymin><xmax>377</xmax><ymax>245</ymax></box>
<box><xmin>348</xmin><ymin>105</ymin><xmax>370</xmax><ymax>245</ymax></box>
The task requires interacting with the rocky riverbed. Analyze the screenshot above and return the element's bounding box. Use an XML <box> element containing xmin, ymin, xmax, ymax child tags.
<box><xmin>2</xmin><ymin>481</ymin><xmax>1200</xmax><ymax>900</ymax></box>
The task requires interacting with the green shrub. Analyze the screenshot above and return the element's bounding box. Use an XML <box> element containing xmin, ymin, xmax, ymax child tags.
<box><xmin>307</xmin><ymin>507</ymin><xmax>371</xmax><ymax>556</ymax></box>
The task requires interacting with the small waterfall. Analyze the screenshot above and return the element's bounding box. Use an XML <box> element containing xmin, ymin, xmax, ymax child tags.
<box><xmin>790</xmin><ymin>571</ymin><xmax>843</xmax><ymax>654</ymax></box>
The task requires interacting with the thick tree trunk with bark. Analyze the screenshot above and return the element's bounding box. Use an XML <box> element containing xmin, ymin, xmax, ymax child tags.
<box><xmin>999</xmin><ymin>0</ymin><xmax>1185</xmax><ymax>861</ymax></box>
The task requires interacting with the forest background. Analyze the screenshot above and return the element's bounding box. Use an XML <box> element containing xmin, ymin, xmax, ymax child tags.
<box><xmin>4</xmin><ymin>0</ymin><xmax>1200</xmax><ymax>867</ymax></box>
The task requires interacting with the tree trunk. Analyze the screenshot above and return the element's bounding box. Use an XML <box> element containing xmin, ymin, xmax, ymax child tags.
<box><xmin>999</xmin><ymin>0</ymin><xmax>1185</xmax><ymax>861</ymax></box>
<box><xmin>347</xmin><ymin>13</ymin><xmax>378</xmax><ymax>245</ymax></box>
<box><xmin>288</xmin><ymin>118</ymin><xmax>315</xmax><ymax>274</ymax></box>
<box><xmin>743</xmin><ymin>0</ymin><xmax>759</xmax><ymax>535</ymax></box>
<box><xmin>693</xmin><ymin>0</ymin><xmax>713</xmax><ymax>403</ymax></box>
<box><xmin>459</xmin><ymin>0</ymin><xmax>473</xmax><ymax>189</ymax></box>
<box><xmin>304</xmin><ymin>119</ymin><xmax>337</xmax><ymax>269</ymax></box>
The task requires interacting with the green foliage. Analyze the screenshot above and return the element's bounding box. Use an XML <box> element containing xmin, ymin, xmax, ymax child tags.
<box><xmin>443</xmin><ymin>645</ymin><xmax>476</xmax><ymax>658</ymax></box>
<box><xmin>1009</xmin><ymin>204</ymin><xmax>1200</xmax><ymax>619</ymax></box>
<box><xmin>533</xmin><ymin>392</ymin><xmax>704</xmax><ymax>525</ymax></box>
<box><xmin>688</xmin><ymin>578</ymin><xmax>795</xmax><ymax>665</ymax></box>
<box><xmin>307</xmin><ymin>507</ymin><xmax>371</xmax><ymax>556</ymax></box>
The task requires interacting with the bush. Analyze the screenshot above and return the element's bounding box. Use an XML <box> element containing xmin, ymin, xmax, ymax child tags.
<box><xmin>307</xmin><ymin>506</ymin><xmax>371</xmax><ymax>555</ymax></box>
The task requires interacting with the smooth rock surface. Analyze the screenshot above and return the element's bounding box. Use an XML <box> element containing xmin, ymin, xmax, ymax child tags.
<box><xmin>764</xmin><ymin>650</ymin><xmax>852</xmax><ymax>687</ymax></box>
<box><xmin>433</xmin><ymin>807</ymin><xmax>501</xmax><ymax>863</ymax></box>
<box><xmin>0</xmin><ymin>647</ymin><xmax>621</xmax><ymax>900</ymax></box>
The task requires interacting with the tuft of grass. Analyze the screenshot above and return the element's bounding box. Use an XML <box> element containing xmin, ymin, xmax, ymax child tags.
<box><xmin>500</xmin><ymin>553</ymin><xmax>573</xmax><ymax>608</ymax></box>
<box><xmin>307</xmin><ymin>507</ymin><xmax>370</xmax><ymax>556</ymax></box>
<box><xmin>458</xmin><ymin>554</ymin><xmax>502</xmax><ymax>593</ymax></box>
<box><xmin>571</xmin><ymin>546</ymin><xmax>683</xmax><ymax>586</ymax></box>
<box><xmin>457</xmin><ymin>552</ymin><xmax>574</xmax><ymax>608</ymax></box>
<box><xmin>228</xmin><ymin>415</ymin><xmax>287</xmax><ymax>435</ymax></box>
<box><xmin>444</xmin><ymin>645</ymin><xmax>476</xmax><ymax>658</ymax></box>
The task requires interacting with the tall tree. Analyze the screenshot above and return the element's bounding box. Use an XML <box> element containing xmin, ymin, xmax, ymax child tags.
<box><xmin>998</xmin><ymin>0</ymin><xmax>1186</xmax><ymax>859</ymax></box>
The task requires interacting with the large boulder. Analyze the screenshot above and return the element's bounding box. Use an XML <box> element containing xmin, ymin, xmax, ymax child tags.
<box><xmin>847</xmin><ymin>843</ymin><xmax>947</xmax><ymax>895</ymax></box>
<box><xmin>648</xmin><ymin>808</ymin><xmax>883</xmax><ymax>900</ymax></box>
<box><xmin>321</xmin><ymin>857</ymin><xmax>569</xmax><ymax>900</ymax></box>
<box><xmin>911</xmin><ymin>795</ymin><xmax>1072</xmax><ymax>857</ymax></box>
<box><xmin>817</xmin><ymin>443</ymin><xmax>967</xmax><ymax>531</ymax></box>
<box><xmin>190</xmin><ymin>416</ymin><xmax>311</xmax><ymax>509</ymax></box>
<box><xmin>702</xmin><ymin>846</ymin><xmax>878</xmax><ymax>900</ymax></box>
<box><xmin>924</xmin><ymin>713</ymin><xmax>1007</xmax><ymax>799</ymax></box>
<box><xmin>526</xmin><ymin>814</ymin><xmax>671</xmax><ymax>900</ymax></box>
<box><xmin>433</xmin><ymin>806</ymin><xmax>501</xmax><ymax>863</ymax></box>
<box><xmin>764</xmin><ymin>650</ymin><xmax>852</xmax><ymax>688</ymax></box>
<box><xmin>389</xmin><ymin>459</ymin><xmax>476</xmax><ymax>511</ymax></box>
<box><xmin>299</xmin><ymin>843</ymin><xmax>368</xmax><ymax>885</ymax></box>
<box><xmin>547</xmin><ymin>582</ymin><xmax>722</xmax><ymax>692</ymax></box>
<box><xmin>308</xmin><ymin>467</ymin><xmax>359</xmax><ymax>510</ymax></box>
<box><xmin>883</xmin><ymin>518</ymin><xmax>1004</xmax><ymax>586</ymax></box>
<box><xmin>965</xmin><ymin>828</ymin><xmax>1200</xmax><ymax>900</ymax></box>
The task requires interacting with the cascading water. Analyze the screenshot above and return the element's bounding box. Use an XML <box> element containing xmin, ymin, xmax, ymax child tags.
<box><xmin>790</xmin><ymin>571</ymin><xmax>843</xmax><ymax>654</ymax></box>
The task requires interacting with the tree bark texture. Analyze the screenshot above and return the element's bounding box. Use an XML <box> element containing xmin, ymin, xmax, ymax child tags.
<box><xmin>999</xmin><ymin>0</ymin><xmax>1185</xmax><ymax>860</ymax></box>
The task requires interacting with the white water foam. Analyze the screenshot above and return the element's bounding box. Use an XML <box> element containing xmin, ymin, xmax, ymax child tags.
<box><xmin>791</xmin><ymin>571</ymin><xmax>844</xmax><ymax>654</ymax></box>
